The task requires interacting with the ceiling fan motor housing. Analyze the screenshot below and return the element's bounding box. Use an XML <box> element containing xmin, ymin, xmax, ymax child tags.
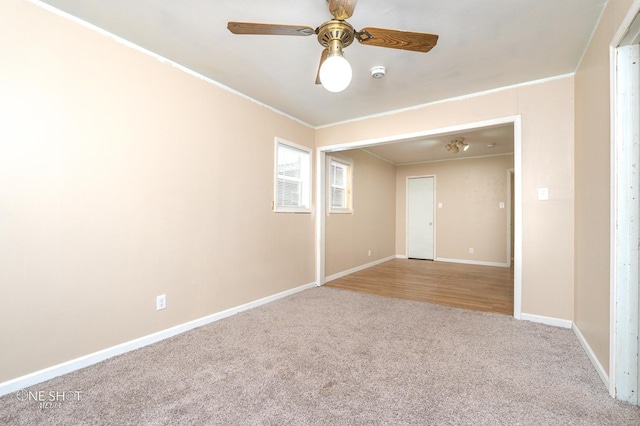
<box><xmin>317</xmin><ymin>20</ymin><xmax>355</xmax><ymax>49</ymax></box>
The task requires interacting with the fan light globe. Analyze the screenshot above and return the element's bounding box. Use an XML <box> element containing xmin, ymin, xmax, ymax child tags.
<box><xmin>319</xmin><ymin>55</ymin><xmax>352</xmax><ymax>93</ymax></box>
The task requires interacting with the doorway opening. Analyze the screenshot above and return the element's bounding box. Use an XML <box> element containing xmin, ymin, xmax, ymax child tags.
<box><xmin>316</xmin><ymin>115</ymin><xmax>522</xmax><ymax>319</ymax></box>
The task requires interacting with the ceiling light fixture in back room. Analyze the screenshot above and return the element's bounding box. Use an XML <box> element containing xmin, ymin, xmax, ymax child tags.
<box><xmin>227</xmin><ymin>0</ymin><xmax>439</xmax><ymax>93</ymax></box>
<box><xmin>446</xmin><ymin>137</ymin><xmax>469</xmax><ymax>154</ymax></box>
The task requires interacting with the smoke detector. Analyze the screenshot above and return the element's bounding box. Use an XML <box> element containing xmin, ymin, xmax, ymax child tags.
<box><xmin>370</xmin><ymin>66</ymin><xmax>386</xmax><ymax>79</ymax></box>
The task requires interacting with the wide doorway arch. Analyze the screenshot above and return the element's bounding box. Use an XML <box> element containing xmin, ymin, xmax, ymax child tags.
<box><xmin>315</xmin><ymin>115</ymin><xmax>522</xmax><ymax>318</ymax></box>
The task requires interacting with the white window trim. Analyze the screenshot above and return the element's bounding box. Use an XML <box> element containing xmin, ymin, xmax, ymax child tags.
<box><xmin>274</xmin><ymin>137</ymin><xmax>312</xmax><ymax>213</ymax></box>
<box><xmin>327</xmin><ymin>155</ymin><xmax>353</xmax><ymax>214</ymax></box>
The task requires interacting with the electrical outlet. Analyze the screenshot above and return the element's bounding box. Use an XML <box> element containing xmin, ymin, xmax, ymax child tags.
<box><xmin>469</xmin><ymin>248</ymin><xmax>474</xmax><ymax>254</ymax></box>
<box><xmin>156</xmin><ymin>294</ymin><xmax>166</xmax><ymax>311</ymax></box>
<box><xmin>368</xmin><ymin>249</ymin><xmax>371</xmax><ymax>256</ymax></box>
<box><xmin>538</xmin><ymin>187</ymin><xmax>549</xmax><ymax>201</ymax></box>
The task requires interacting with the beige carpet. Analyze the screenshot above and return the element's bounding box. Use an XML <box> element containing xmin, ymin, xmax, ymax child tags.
<box><xmin>1</xmin><ymin>287</ymin><xmax>639</xmax><ymax>425</ymax></box>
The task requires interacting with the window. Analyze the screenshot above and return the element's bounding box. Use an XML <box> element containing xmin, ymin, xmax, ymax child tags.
<box><xmin>328</xmin><ymin>156</ymin><xmax>353</xmax><ymax>213</ymax></box>
<box><xmin>274</xmin><ymin>138</ymin><xmax>311</xmax><ymax>213</ymax></box>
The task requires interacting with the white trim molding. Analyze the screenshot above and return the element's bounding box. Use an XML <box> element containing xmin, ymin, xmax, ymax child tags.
<box><xmin>513</xmin><ymin>116</ymin><xmax>523</xmax><ymax>320</ymax></box>
<box><xmin>29</xmin><ymin>1</ymin><xmax>315</xmax><ymax>129</ymax></box>
<box><xmin>573</xmin><ymin>323</ymin><xmax>610</xmax><ymax>390</ymax></box>
<box><xmin>316</xmin><ymin>74</ymin><xmax>573</xmax><ymax>130</ymax></box>
<box><xmin>520</xmin><ymin>313</ymin><xmax>573</xmax><ymax>329</ymax></box>
<box><xmin>610</xmin><ymin>0</ymin><xmax>640</xmax><ymax>404</ymax></box>
<box><xmin>0</xmin><ymin>281</ymin><xmax>317</xmax><ymax>397</ymax></box>
<box><xmin>324</xmin><ymin>256</ymin><xmax>396</xmax><ymax>283</ymax></box>
<box><xmin>436</xmin><ymin>257</ymin><xmax>509</xmax><ymax>268</ymax></box>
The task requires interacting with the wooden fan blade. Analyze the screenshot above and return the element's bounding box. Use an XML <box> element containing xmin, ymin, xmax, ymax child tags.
<box><xmin>315</xmin><ymin>49</ymin><xmax>329</xmax><ymax>84</ymax></box>
<box><xmin>329</xmin><ymin>0</ymin><xmax>358</xmax><ymax>20</ymax></box>
<box><xmin>357</xmin><ymin>27</ymin><xmax>439</xmax><ymax>53</ymax></box>
<box><xmin>227</xmin><ymin>22</ymin><xmax>315</xmax><ymax>36</ymax></box>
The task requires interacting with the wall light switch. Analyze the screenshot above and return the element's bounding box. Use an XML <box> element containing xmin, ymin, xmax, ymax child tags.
<box><xmin>499</xmin><ymin>202</ymin><xmax>505</xmax><ymax>209</ymax></box>
<box><xmin>438</xmin><ymin>202</ymin><xmax>443</xmax><ymax>208</ymax></box>
<box><xmin>538</xmin><ymin>188</ymin><xmax>549</xmax><ymax>201</ymax></box>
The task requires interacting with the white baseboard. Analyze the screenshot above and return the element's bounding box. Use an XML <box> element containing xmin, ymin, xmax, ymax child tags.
<box><xmin>0</xmin><ymin>281</ymin><xmax>317</xmax><ymax>397</ymax></box>
<box><xmin>520</xmin><ymin>316</ymin><xmax>610</xmax><ymax>391</ymax></box>
<box><xmin>395</xmin><ymin>254</ymin><xmax>408</xmax><ymax>259</ymax></box>
<box><xmin>520</xmin><ymin>312</ymin><xmax>573</xmax><ymax>329</ymax></box>
<box><xmin>572</xmin><ymin>323</ymin><xmax>610</xmax><ymax>390</ymax></box>
<box><xmin>324</xmin><ymin>255</ymin><xmax>396</xmax><ymax>283</ymax></box>
<box><xmin>436</xmin><ymin>257</ymin><xmax>509</xmax><ymax>267</ymax></box>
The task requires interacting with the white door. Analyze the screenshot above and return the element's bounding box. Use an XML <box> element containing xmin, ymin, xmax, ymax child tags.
<box><xmin>407</xmin><ymin>177</ymin><xmax>434</xmax><ymax>260</ymax></box>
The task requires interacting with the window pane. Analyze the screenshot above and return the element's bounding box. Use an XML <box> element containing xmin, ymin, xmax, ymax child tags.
<box><xmin>278</xmin><ymin>148</ymin><xmax>302</xmax><ymax>179</ymax></box>
<box><xmin>275</xmin><ymin>140</ymin><xmax>310</xmax><ymax>211</ymax></box>
<box><xmin>329</xmin><ymin>158</ymin><xmax>351</xmax><ymax>212</ymax></box>
<box><xmin>332</xmin><ymin>164</ymin><xmax>344</xmax><ymax>187</ymax></box>
<box><xmin>331</xmin><ymin>187</ymin><xmax>345</xmax><ymax>208</ymax></box>
<box><xmin>278</xmin><ymin>178</ymin><xmax>302</xmax><ymax>206</ymax></box>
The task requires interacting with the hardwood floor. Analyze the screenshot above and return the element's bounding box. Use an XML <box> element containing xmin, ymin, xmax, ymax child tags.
<box><xmin>325</xmin><ymin>258</ymin><xmax>514</xmax><ymax>315</ymax></box>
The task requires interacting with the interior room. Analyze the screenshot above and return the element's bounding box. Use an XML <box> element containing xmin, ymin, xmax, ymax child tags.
<box><xmin>2</xmin><ymin>0</ymin><xmax>640</xmax><ymax>423</ymax></box>
<box><xmin>323</xmin><ymin>125</ymin><xmax>516</xmax><ymax>314</ymax></box>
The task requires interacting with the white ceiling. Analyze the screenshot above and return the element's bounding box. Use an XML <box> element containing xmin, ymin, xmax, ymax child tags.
<box><xmin>36</xmin><ymin>0</ymin><xmax>604</xmax><ymax>163</ymax></box>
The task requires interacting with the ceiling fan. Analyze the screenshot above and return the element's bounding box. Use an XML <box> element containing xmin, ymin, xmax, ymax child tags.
<box><xmin>227</xmin><ymin>0</ymin><xmax>439</xmax><ymax>93</ymax></box>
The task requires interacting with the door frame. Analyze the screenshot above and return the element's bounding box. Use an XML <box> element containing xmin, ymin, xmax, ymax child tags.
<box><xmin>610</xmin><ymin>2</ymin><xmax>640</xmax><ymax>404</ymax></box>
<box><xmin>507</xmin><ymin>169</ymin><xmax>515</xmax><ymax>267</ymax></box>
<box><xmin>406</xmin><ymin>175</ymin><xmax>436</xmax><ymax>260</ymax></box>
<box><xmin>316</xmin><ymin>115</ymin><xmax>522</xmax><ymax>319</ymax></box>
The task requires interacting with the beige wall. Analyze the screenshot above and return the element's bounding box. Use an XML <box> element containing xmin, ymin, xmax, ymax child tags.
<box><xmin>396</xmin><ymin>155</ymin><xmax>514</xmax><ymax>264</ymax></box>
<box><xmin>317</xmin><ymin>76</ymin><xmax>575</xmax><ymax>321</ymax></box>
<box><xmin>574</xmin><ymin>0</ymin><xmax>636</xmax><ymax>375</ymax></box>
<box><xmin>0</xmin><ymin>0</ymin><xmax>315</xmax><ymax>382</ymax></box>
<box><xmin>325</xmin><ymin>150</ymin><xmax>396</xmax><ymax>277</ymax></box>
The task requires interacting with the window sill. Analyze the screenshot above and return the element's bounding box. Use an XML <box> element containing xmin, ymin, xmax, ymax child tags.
<box><xmin>274</xmin><ymin>207</ymin><xmax>312</xmax><ymax>214</ymax></box>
